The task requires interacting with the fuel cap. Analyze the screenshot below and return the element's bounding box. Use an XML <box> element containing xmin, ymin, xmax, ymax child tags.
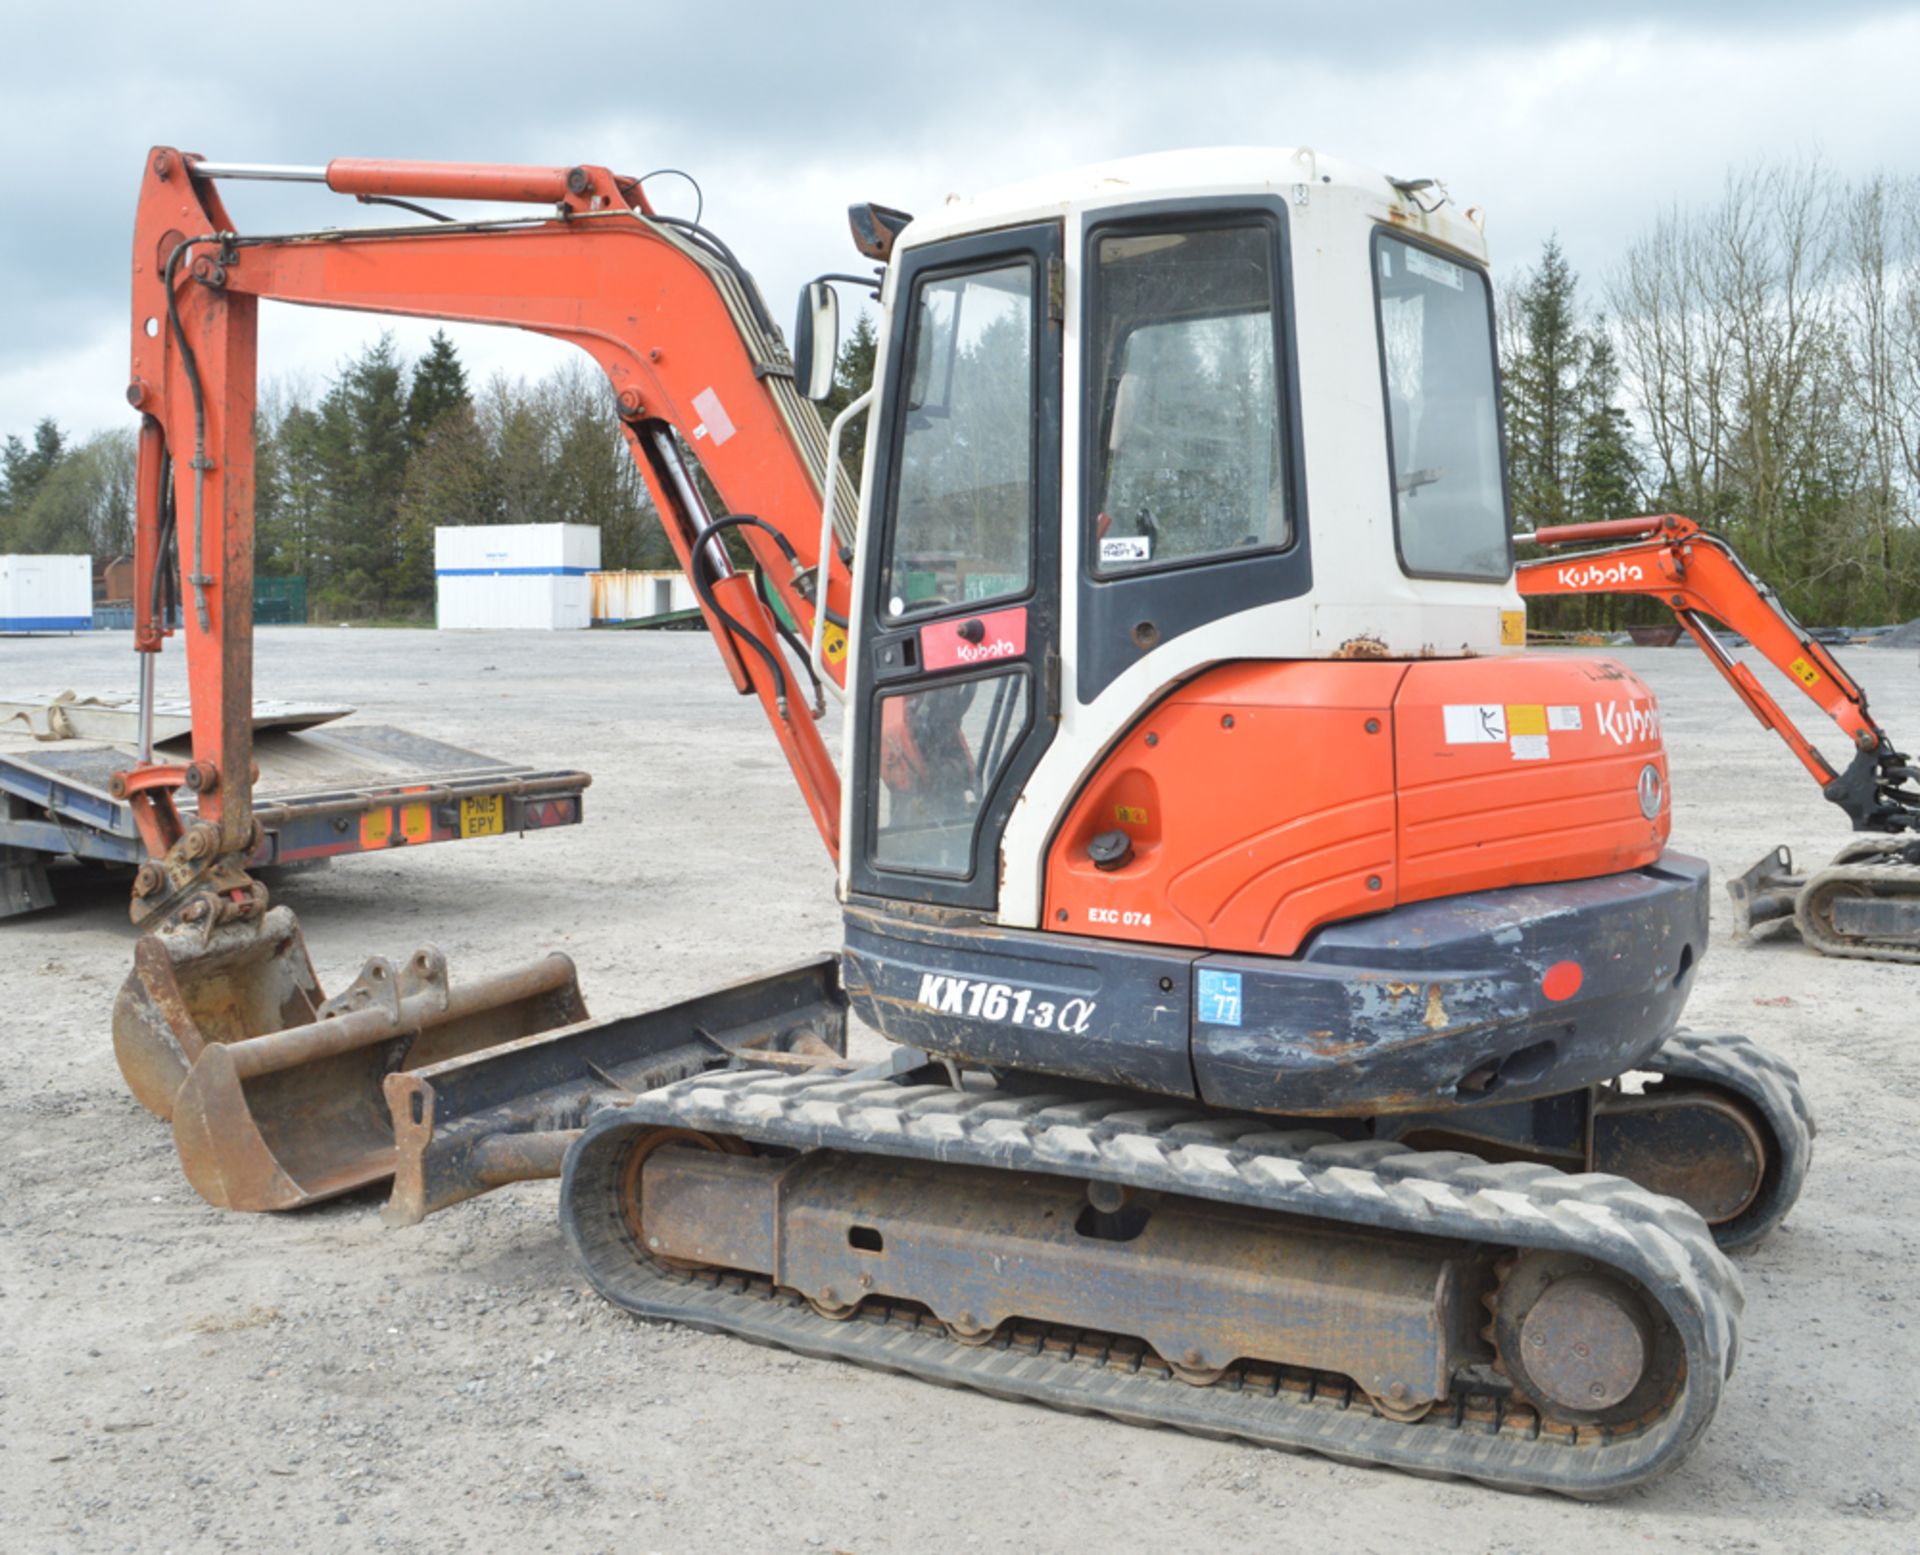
<box><xmin>1087</xmin><ymin>830</ymin><xmax>1134</xmax><ymax>871</ymax></box>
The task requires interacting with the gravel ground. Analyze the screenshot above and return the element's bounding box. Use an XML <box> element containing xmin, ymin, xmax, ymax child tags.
<box><xmin>1</xmin><ymin>626</ymin><xmax>1915</xmax><ymax>1554</ymax></box>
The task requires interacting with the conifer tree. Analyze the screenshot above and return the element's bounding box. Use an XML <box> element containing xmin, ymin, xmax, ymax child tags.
<box><xmin>819</xmin><ymin>311</ymin><xmax>880</xmax><ymax>479</ymax></box>
<box><xmin>311</xmin><ymin>334</ymin><xmax>411</xmax><ymax>611</ymax></box>
<box><xmin>406</xmin><ymin>331</ymin><xmax>472</xmax><ymax>445</ymax></box>
<box><xmin>1502</xmin><ymin>239</ymin><xmax>1585</xmax><ymax>530</ymax></box>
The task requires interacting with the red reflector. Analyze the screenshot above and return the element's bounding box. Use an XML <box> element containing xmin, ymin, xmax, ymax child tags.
<box><xmin>1541</xmin><ymin>960</ymin><xmax>1583</xmax><ymax>1002</ymax></box>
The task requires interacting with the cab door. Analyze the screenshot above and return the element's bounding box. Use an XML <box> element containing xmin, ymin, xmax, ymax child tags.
<box><xmin>848</xmin><ymin>222</ymin><xmax>1063</xmax><ymax>911</ymax></box>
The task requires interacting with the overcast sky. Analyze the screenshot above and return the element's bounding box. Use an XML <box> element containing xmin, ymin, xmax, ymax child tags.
<box><xmin>6</xmin><ymin>2</ymin><xmax>1919</xmax><ymax>444</ymax></box>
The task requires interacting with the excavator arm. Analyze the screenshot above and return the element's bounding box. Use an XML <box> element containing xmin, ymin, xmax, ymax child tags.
<box><xmin>123</xmin><ymin>148</ymin><xmax>856</xmax><ymax>935</ymax></box>
<box><xmin>1517</xmin><ymin>513</ymin><xmax>1919</xmax><ymax>834</ymax></box>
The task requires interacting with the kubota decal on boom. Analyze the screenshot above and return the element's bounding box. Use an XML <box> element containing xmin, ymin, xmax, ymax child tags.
<box><xmin>1556</xmin><ymin>560</ymin><xmax>1648</xmax><ymax>589</ymax></box>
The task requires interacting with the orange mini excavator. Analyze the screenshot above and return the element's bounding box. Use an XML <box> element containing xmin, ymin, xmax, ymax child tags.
<box><xmin>113</xmin><ymin>144</ymin><xmax>1914</xmax><ymax>1495</ymax></box>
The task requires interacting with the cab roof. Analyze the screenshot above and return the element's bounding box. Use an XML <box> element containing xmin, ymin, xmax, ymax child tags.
<box><xmin>892</xmin><ymin>146</ymin><xmax>1491</xmax><ymax>267</ymax></box>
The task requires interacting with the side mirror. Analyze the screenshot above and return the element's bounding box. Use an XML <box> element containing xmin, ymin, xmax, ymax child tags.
<box><xmin>792</xmin><ymin>279</ymin><xmax>840</xmax><ymax>403</ymax></box>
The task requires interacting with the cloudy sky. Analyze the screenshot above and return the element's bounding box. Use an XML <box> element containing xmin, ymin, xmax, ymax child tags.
<box><xmin>6</xmin><ymin>2</ymin><xmax>1919</xmax><ymax>443</ymax></box>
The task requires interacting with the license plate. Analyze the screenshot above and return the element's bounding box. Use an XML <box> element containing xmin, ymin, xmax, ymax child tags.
<box><xmin>459</xmin><ymin>793</ymin><xmax>506</xmax><ymax>838</ymax></box>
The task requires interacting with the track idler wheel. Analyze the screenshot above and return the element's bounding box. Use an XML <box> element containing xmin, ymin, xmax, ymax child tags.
<box><xmin>1592</xmin><ymin>1084</ymin><xmax>1767</xmax><ymax>1227</ymax></box>
<box><xmin>1491</xmin><ymin>1252</ymin><xmax>1682</xmax><ymax>1428</ymax></box>
<box><xmin>616</xmin><ymin>1128</ymin><xmax>754</xmax><ymax>1272</ymax></box>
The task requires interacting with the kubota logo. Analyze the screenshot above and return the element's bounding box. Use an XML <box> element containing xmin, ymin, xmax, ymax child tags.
<box><xmin>1598</xmin><ymin>700</ymin><xmax>1662</xmax><ymax>746</ymax></box>
<box><xmin>955</xmin><ymin>637</ymin><xmax>1019</xmax><ymax>664</ymax></box>
<box><xmin>1557</xmin><ymin>561</ymin><xmax>1647</xmax><ymax>588</ymax></box>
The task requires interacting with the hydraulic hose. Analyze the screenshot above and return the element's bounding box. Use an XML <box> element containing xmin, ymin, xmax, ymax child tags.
<box><xmin>754</xmin><ymin>567</ymin><xmax>824</xmax><ymax>717</ymax></box>
<box><xmin>688</xmin><ymin>513</ymin><xmax>797</xmax><ymax>717</ymax></box>
<box><xmin>161</xmin><ymin>234</ymin><xmax>223</xmax><ymax>632</ymax></box>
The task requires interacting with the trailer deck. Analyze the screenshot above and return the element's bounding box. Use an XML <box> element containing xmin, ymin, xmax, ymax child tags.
<box><xmin>0</xmin><ymin>697</ymin><xmax>588</xmax><ymax>917</ymax></box>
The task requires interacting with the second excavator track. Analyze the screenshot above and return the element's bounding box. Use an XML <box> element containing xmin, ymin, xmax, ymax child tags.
<box><xmin>1795</xmin><ymin>860</ymin><xmax>1920</xmax><ymax>964</ymax></box>
<box><xmin>1638</xmin><ymin>1028</ymin><xmax>1815</xmax><ymax>1250</ymax></box>
<box><xmin>562</xmin><ymin>1067</ymin><xmax>1742</xmax><ymax>1497</ymax></box>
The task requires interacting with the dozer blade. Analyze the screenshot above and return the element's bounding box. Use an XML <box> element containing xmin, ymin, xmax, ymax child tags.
<box><xmin>114</xmin><ymin>905</ymin><xmax>591</xmax><ymax>1212</ymax></box>
<box><xmin>382</xmin><ymin>956</ymin><xmax>848</xmax><ymax>1225</ymax></box>
<box><xmin>1725</xmin><ymin>845</ymin><xmax>1801</xmax><ymax>939</ymax></box>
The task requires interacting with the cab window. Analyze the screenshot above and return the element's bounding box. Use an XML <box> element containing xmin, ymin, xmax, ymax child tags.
<box><xmin>1089</xmin><ymin>223</ymin><xmax>1288</xmax><ymax>575</ymax></box>
<box><xmin>883</xmin><ymin>262</ymin><xmax>1035</xmax><ymax>618</ymax></box>
<box><xmin>1374</xmin><ymin>233</ymin><xmax>1510</xmax><ymax>579</ymax></box>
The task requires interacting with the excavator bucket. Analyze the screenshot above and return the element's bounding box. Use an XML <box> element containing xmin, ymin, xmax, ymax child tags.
<box><xmin>113</xmin><ymin>908</ymin><xmax>324</xmax><ymax>1122</ymax></box>
<box><xmin>111</xmin><ymin>906</ymin><xmax>590</xmax><ymax>1212</ymax></box>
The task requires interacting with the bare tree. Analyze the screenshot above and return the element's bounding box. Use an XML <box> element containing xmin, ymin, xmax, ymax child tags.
<box><xmin>1606</xmin><ymin>158</ymin><xmax>1920</xmax><ymax>624</ymax></box>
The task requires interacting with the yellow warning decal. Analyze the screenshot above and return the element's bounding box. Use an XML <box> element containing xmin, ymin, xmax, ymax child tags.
<box><xmin>400</xmin><ymin>801</ymin><xmax>432</xmax><ymax>843</ymax></box>
<box><xmin>1505</xmin><ymin>704</ymin><xmax>1548</xmax><ymax>737</ymax></box>
<box><xmin>1789</xmin><ymin>656</ymin><xmax>1821</xmax><ymax>688</ymax></box>
<box><xmin>1500</xmin><ymin>609</ymin><xmax>1527</xmax><ymax>646</ymax></box>
<box><xmin>822</xmin><ymin>625</ymin><xmax>848</xmax><ymax>666</ymax></box>
<box><xmin>1114</xmin><ymin>804</ymin><xmax>1148</xmax><ymax>824</ymax></box>
<box><xmin>359</xmin><ymin>809</ymin><xmax>392</xmax><ymax>848</ymax></box>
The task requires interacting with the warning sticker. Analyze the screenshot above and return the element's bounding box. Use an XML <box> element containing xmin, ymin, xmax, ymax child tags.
<box><xmin>822</xmin><ymin>625</ymin><xmax>848</xmax><ymax>666</ymax></box>
<box><xmin>1548</xmin><ymin>705</ymin><xmax>1583</xmax><ymax>732</ymax></box>
<box><xmin>690</xmin><ymin>387</ymin><xmax>736</xmax><ymax>447</ymax></box>
<box><xmin>1505</xmin><ymin>704</ymin><xmax>1548</xmax><ymax>737</ymax></box>
<box><xmin>1444</xmin><ymin>704</ymin><xmax>1507</xmax><ymax>744</ymax></box>
<box><xmin>1114</xmin><ymin>804</ymin><xmax>1148</xmax><ymax>824</ymax></box>
<box><xmin>1789</xmin><ymin>656</ymin><xmax>1821</xmax><ymax>688</ymax></box>
<box><xmin>1510</xmin><ymin>734</ymin><xmax>1551</xmax><ymax>761</ymax></box>
<box><xmin>1100</xmin><ymin>535</ymin><xmax>1152</xmax><ymax>563</ymax></box>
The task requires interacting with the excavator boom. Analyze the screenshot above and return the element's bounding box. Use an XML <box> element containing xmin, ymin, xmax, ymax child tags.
<box><xmin>1518</xmin><ymin>513</ymin><xmax>1916</xmax><ymax>830</ymax></box>
<box><xmin>115</xmin><ymin>149</ymin><xmax>862</xmax><ymax>1206</ymax></box>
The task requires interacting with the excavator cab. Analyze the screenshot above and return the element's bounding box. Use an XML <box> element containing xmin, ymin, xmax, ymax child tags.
<box><xmin>829</xmin><ymin>162</ymin><xmax>1719</xmax><ymax>1129</ymax></box>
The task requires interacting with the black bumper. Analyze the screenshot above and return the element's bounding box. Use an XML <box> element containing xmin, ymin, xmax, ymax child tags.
<box><xmin>842</xmin><ymin>852</ymin><xmax>1709</xmax><ymax>1117</ymax></box>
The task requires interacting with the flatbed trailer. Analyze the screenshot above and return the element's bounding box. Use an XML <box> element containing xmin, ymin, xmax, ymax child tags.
<box><xmin>0</xmin><ymin>698</ymin><xmax>588</xmax><ymax>918</ymax></box>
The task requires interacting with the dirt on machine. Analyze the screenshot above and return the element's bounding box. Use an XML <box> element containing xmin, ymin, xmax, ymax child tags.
<box><xmin>96</xmin><ymin>141</ymin><xmax>1920</xmax><ymax>1497</ymax></box>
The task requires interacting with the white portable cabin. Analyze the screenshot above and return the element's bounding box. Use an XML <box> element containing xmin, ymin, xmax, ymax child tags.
<box><xmin>0</xmin><ymin>554</ymin><xmax>92</xmax><ymax>633</ymax></box>
<box><xmin>589</xmin><ymin>569</ymin><xmax>699</xmax><ymax>624</ymax></box>
<box><xmin>434</xmin><ymin>524</ymin><xmax>600</xmax><ymax>630</ymax></box>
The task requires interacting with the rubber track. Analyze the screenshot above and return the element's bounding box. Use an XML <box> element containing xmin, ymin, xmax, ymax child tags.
<box><xmin>562</xmin><ymin>1069</ymin><xmax>1742</xmax><ymax>1497</ymax></box>
<box><xmin>1640</xmin><ymin>1029</ymin><xmax>1815</xmax><ymax>1250</ymax></box>
<box><xmin>1796</xmin><ymin>862</ymin><xmax>1920</xmax><ymax>964</ymax></box>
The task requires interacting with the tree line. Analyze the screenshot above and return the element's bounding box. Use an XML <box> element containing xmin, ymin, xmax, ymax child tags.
<box><xmin>251</xmin><ymin>332</ymin><xmax>674</xmax><ymax>616</ymax></box>
<box><xmin>1505</xmin><ymin>161</ymin><xmax>1920</xmax><ymax>631</ymax></box>
<box><xmin>0</xmin><ymin>419</ymin><xmax>136</xmax><ymax>563</ymax></box>
<box><xmin>0</xmin><ymin>317</ymin><xmax>879</xmax><ymax>621</ymax></box>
